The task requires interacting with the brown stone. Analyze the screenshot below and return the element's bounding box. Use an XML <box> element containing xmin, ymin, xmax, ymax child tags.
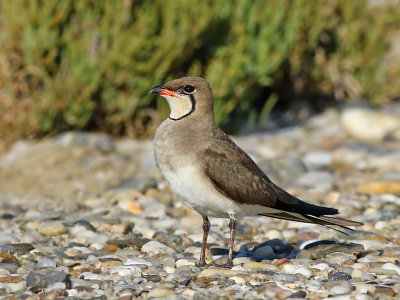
<box><xmin>0</xmin><ymin>276</ymin><xmax>24</xmax><ymax>283</ymax></box>
<box><xmin>0</xmin><ymin>252</ymin><xmax>14</xmax><ymax>261</ymax></box>
<box><xmin>358</xmin><ymin>181</ymin><xmax>400</xmax><ymax>195</ymax></box>
<box><xmin>39</xmin><ymin>289</ymin><xmax>68</xmax><ymax>300</ymax></box>
<box><xmin>374</xmin><ymin>285</ymin><xmax>396</xmax><ymax>297</ymax></box>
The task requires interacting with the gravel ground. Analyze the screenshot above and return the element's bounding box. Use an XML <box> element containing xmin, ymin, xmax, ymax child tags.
<box><xmin>0</xmin><ymin>107</ymin><xmax>399</xmax><ymax>299</ymax></box>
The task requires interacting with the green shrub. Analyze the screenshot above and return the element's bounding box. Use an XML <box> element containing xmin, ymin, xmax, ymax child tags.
<box><xmin>0</xmin><ymin>0</ymin><xmax>399</xmax><ymax>146</ymax></box>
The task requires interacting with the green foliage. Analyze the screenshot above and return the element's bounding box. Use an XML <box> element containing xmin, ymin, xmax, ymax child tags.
<box><xmin>0</xmin><ymin>0</ymin><xmax>399</xmax><ymax>144</ymax></box>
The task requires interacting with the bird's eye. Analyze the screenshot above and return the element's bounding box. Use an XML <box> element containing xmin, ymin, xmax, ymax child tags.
<box><xmin>183</xmin><ymin>85</ymin><xmax>196</xmax><ymax>94</ymax></box>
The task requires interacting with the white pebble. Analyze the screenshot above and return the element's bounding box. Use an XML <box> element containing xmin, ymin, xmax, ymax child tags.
<box><xmin>231</xmin><ymin>276</ymin><xmax>247</xmax><ymax>284</ymax></box>
<box><xmin>141</xmin><ymin>241</ymin><xmax>176</xmax><ymax>254</ymax></box>
<box><xmin>109</xmin><ymin>266</ymin><xmax>142</xmax><ymax>277</ymax></box>
<box><xmin>281</xmin><ymin>263</ymin><xmax>296</xmax><ymax>274</ymax></box>
<box><xmin>311</xmin><ymin>263</ymin><xmax>330</xmax><ymax>271</ymax></box>
<box><xmin>164</xmin><ymin>266</ymin><xmax>175</xmax><ymax>274</ymax></box>
<box><xmin>231</xmin><ymin>265</ymin><xmax>247</xmax><ymax>272</ymax></box>
<box><xmin>382</xmin><ymin>262</ymin><xmax>400</xmax><ymax>275</ymax></box>
<box><xmin>354</xmin><ymin>282</ymin><xmax>376</xmax><ymax>294</ymax></box>
<box><xmin>80</xmin><ymin>272</ymin><xmax>102</xmax><ymax>280</ymax></box>
<box><xmin>295</xmin><ymin>267</ymin><xmax>312</xmax><ymax>279</ymax></box>
<box><xmin>125</xmin><ymin>257</ymin><xmax>152</xmax><ymax>266</ymax></box>
<box><xmin>175</xmin><ymin>259</ymin><xmax>195</xmax><ymax>268</ymax></box>
<box><xmin>330</xmin><ymin>284</ymin><xmax>351</xmax><ymax>295</ymax></box>
<box><xmin>265</xmin><ymin>229</ymin><xmax>283</xmax><ymax>240</ymax></box>
<box><xmin>233</xmin><ymin>257</ymin><xmax>253</xmax><ymax>265</ymax></box>
<box><xmin>351</xmin><ymin>268</ymin><xmax>364</xmax><ymax>278</ymax></box>
<box><xmin>0</xmin><ymin>282</ymin><xmax>26</xmax><ymax>293</ymax></box>
<box><xmin>37</xmin><ymin>257</ymin><xmax>57</xmax><ymax>269</ymax></box>
<box><xmin>0</xmin><ymin>233</ymin><xmax>19</xmax><ymax>244</ymax></box>
<box><xmin>0</xmin><ymin>268</ymin><xmax>10</xmax><ymax>276</ymax></box>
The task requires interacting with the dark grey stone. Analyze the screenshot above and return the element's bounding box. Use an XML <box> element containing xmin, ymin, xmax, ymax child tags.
<box><xmin>193</xmin><ymin>290</ymin><xmax>220</xmax><ymax>300</ymax></box>
<box><xmin>328</xmin><ymin>271</ymin><xmax>352</xmax><ymax>281</ymax></box>
<box><xmin>26</xmin><ymin>268</ymin><xmax>71</xmax><ymax>292</ymax></box>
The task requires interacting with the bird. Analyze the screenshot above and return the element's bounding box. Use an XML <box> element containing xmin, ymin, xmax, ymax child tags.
<box><xmin>150</xmin><ymin>76</ymin><xmax>363</xmax><ymax>267</ymax></box>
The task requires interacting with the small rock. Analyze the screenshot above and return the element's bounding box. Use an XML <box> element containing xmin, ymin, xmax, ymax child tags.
<box><xmin>381</xmin><ymin>262</ymin><xmax>400</xmax><ymax>275</ymax></box>
<box><xmin>328</xmin><ymin>272</ymin><xmax>352</xmax><ymax>282</ymax></box>
<box><xmin>198</xmin><ymin>268</ymin><xmax>241</xmax><ymax>278</ymax></box>
<box><xmin>271</xmin><ymin>273</ymin><xmax>297</xmax><ymax>283</ymax></box>
<box><xmin>106</xmin><ymin>238</ymin><xmax>151</xmax><ymax>250</ymax></box>
<box><xmin>37</xmin><ymin>257</ymin><xmax>57</xmax><ymax>269</ymax></box>
<box><xmin>243</xmin><ymin>262</ymin><xmax>277</xmax><ymax>271</ymax></box>
<box><xmin>368</xmin><ymin>267</ymin><xmax>398</xmax><ymax>276</ymax></box>
<box><xmin>26</xmin><ymin>269</ymin><xmax>71</xmax><ymax>292</ymax></box>
<box><xmin>281</xmin><ymin>263</ymin><xmax>297</xmax><ymax>274</ymax></box>
<box><xmin>265</xmin><ymin>230</ymin><xmax>283</xmax><ymax>240</ymax></box>
<box><xmin>55</xmin><ymin>131</ymin><xmax>115</xmax><ymax>151</ymax></box>
<box><xmin>303</xmin><ymin>150</ymin><xmax>333</xmax><ymax>169</ymax></box>
<box><xmin>304</xmin><ymin>240</ymin><xmax>364</xmax><ymax>258</ymax></box>
<box><xmin>38</xmin><ymin>222</ymin><xmax>67</xmax><ymax>236</ymax></box>
<box><xmin>125</xmin><ymin>257</ymin><xmax>152</xmax><ymax>266</ymax></box>
<box><xmin>358</xmin><ymin>181</ymin><xmax>400</xmax><ymax>196</ymax></box>
<box><xmin>285</xmin><ymin>290</ymin><xmax>307</xmax><ymax>299</ymax></box>
<box><xmin>193</xmin><ymin>290</ymin><xmax>220</xmax><ymax>300</ymax></box>
<box><xmin>374</xmin><ymin>285</ymin><xmax>396</xmax><ymax>297</ymax></box>
<box><xmin>0</xmin><ymin>281</ymin><xmax>26</xmax><ymax>293</ymax></box>
<box><xmin>354</xmin><ymin>282</ymin><xmax>376</xmax><ymax>294</ymax></box>
<box><xmin>330</xmin><ymin>283</ymin><xmax>352</xmax><ymax>295</ymax></box>
<box><xmin>296</xmin><ymin>250</ymin><xmax>313</xmax><ymax>260</ymax></box>
<box><xmin>325</xmin><ymin>252</ymin><xmax>355</xmax><ymax>265</ymax></box>
<box><xmin>295</xmin><ymin>267</ymin><xmax>312</xmax><ymax>279</ymax></box>
<box><xmin>146</xmin><ymin>287</ymin><xmax>174</xmax><ymax>298</ymax></box>
<box><xmin>109</xmin><ymin>266</ymin><xmax>141</xmax><ymax>277</ymax></box>
<box><xmin>297</xmin><ymin>171</ymin><xmax>333</xmax><ymax>190</ymax></box>
<box><xmin>145</xmin><ymin>274</ymin><xmax>162</xmax><ymax>282</ymax></box>
<box><xmin>233</xmin><ymin>257</ymin><xmax>254</xmax><ymax>265</ymax></box>
<box><xmin>141</xmin><ymin>241</ymin><xmax>176</xmax><ymax>254</ymax></box>
<box><xmin>38</xmin><ymin>289</ymin><xmax>68</xmax><ymax>299</ymax></box>
<box><xmin>0</xmin><ymin>234</ymin><xmax>19</xmax><ymax>244</ymax></box>
<box><xmin>341</xmin><ymin>108</ymin><xmax>400</xmax><ymax>142</ymax></box>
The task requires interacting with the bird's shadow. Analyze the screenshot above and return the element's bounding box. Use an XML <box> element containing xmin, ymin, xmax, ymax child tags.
<box><xmin>207</xmin><ymin>231</ymin><xmax>370</xmax><ymax>262</ymax></box>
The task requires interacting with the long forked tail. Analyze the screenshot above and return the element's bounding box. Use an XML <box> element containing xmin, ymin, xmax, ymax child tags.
<box><xmin>260</xmin><ymin>211</ymin><xmax>363</xmax><ymax>233</ymax></box>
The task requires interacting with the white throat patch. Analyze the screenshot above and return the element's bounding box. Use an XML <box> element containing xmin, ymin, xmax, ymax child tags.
<box><xmin>163</xmin><ymin>95</ymin><xmax>194</xmax><ymax>120</ymax></box>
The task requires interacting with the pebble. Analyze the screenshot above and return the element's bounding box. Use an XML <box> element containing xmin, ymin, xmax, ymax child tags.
<box><xmin>294</xmin><ymin>267</ymin><xmax>312</xmax><ymax>279</ymax></box>
<box><xmin>37</xmin><ymin>257</ymin><xmax>57</xmax><ymax>269</ymax></box>
<box><xmin>330</xmin><ymin>283</ymin><xmax>352</xmax><ymax>295</ymax></box>
<box><xmin>26</xmin><ymin>269</ymin><xmax>71</xmax><ymax>292</ymax></box>
<box><xmin>381</xmin><ymin>262</ymin><xmax>400</xmax><ymax>275</ymax></box>
<box><xmin>303</xmin><ymin>150</ymin><xmax>333</xmax><ymax>169</ymax></box>
<box><xmin>197</xmin><ymin>268</ymin><xmax>241</xmax><ymax>278</ymax></box>
<box><xmin>328</xmin><ymin>271</ymin><xmax>352</xmax><ymax>282</ymax></box>
<box><xmin>147</xmin><ymin>287</ymin><xmax>174</xmax><ymax>298</ymax></box>
<box><xmin>38</xmin><ymin>222</ymin><xmax>67</xmax><ymax>236</ymax></box>
<box><xmin>341</xmin><ymin>108</ymin><xmax>400</xmax><ymax>142</ymax></box>
<box><xmin>141</xmin><ymin>241</ymin><xmax>176</xmax><ymax>254</ymax></box>
<box><xmin>0</xmin><ymin>107</ymin><xmax>399</xmax><ymax>298</ymax></box>
<box><xmin>304</xmin><ymin>240</ymin><xmax>364</xmax><ymax>258</ymax></box>
<box><xmin>297</xmin><ymin>171</ymin><xmax>333</xmax><ymax>191</ymax></box>
<box><xmin>0</xmin><ymin>234</ymin><xmax>19</xmax><ymax>244</ymax></box>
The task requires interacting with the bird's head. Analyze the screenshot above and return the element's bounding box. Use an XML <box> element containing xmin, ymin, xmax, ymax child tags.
<box><xmin>150</xmin><ymin>77</ymin><xmax>214</xmax><ymax>121</ymax></box>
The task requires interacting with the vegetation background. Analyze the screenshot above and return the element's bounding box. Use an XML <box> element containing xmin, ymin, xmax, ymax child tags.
<box><xmin>1</xmin><ymin>0</ymin><xmax>400</xmax><ymax>150</ymax></box>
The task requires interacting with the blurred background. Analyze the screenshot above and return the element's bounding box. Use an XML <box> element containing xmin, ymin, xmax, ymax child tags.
<box><xmin>1</xmin><ymin>0</ymin><xmax>400</xmax><ymax>151</ymax></box>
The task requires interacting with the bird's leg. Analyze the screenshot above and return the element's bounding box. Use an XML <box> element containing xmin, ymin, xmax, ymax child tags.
<box><xmin>227</xmin><ymin>214</ymin><xmax>237</xmax><ymax>267</ymax></box>
<box><xmin>198</xmin><ymin>215</ymin><xmax>210</xmax><ymax>267</ymax></box>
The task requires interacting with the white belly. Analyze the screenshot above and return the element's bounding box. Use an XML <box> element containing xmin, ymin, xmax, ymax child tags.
<box><xmin>161</xmin><ymin>164</ymin><xmax>264</xmax><ymax>218</ymax></box>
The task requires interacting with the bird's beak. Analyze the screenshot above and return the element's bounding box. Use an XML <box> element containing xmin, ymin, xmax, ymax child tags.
<box><xmin>149</xmin><ymin>85</ymin><xmax>177</xmax><ymax>97</ymax></box>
